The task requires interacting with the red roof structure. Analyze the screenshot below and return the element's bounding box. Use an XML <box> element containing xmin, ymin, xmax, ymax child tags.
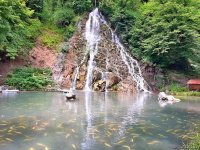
<box><xmin>187</xmin><ymin>79</ymin><xmax>200</xmax><ymax>91</ymax></box>
<box><xmin>187</xmin><ymin>79</ymin><xmax>200</xmax><ymax>85</ymax></box>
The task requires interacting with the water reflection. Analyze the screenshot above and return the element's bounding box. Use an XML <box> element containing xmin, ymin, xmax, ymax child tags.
<box><xmin>65</xmin><ymin>102</ymin><xmax>78</xmax><ymax>113</ymax></box>
<box><xmin>82</xmin><ymin>91</ymin><xmax>94</xmax><ymax>150</ymax></box>
<box><xmin>0</xmin><ymin>92</ymin><xmax>200</xmax><ymax>150</ymax></box>
<box><xmin>81</xmin><ymin>91</ymin><xmax>148</xmax><ymax>149</ymax></box>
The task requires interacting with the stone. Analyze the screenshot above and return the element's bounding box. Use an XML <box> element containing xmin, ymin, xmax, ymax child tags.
<box><xmin>65</xmin><ymin>91</ymin><xmax>76</xmax><ymax>101</ymax></box>
<box><xmin>93</xmin><ymin>70</ymin><xmax>102</xmax><ymax>82</ymax></box>
<box><xmin>93</xmin><ymin>80</ymin><xmax>105</xmax><ymax>91</ymax></box>
<box><xmin>158</xmin><ymin>92</ymin><xmax>181</xmax><ymax>102</ymax></box>
<box><xmin>117</xmin><ymin>76</ymin><xmax>137</xmax><ymax>93</ymax></box>
<box><xmin>107</xmin><ymin>73</ymin><xmax>121</xmax><ymax>88</ymax></box>
<box><xmin>0</xmin><ymin>86</ymin><xmax>3</xmax><ymax>93</ymax></box>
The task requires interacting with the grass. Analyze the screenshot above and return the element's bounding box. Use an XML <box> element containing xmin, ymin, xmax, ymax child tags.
<box><xmin>39</xmin><ymin>26</ymin><xmax>64</xmax><ymax>50</ymax></box>
<box><xmin>160</xmin><ymin>83</ymin><xmax>200</xmax><ymax>97</ymax></box>
<box><xmin>171</xmin><ymin>91</ymin><xmax>200</xmax><ymax>97</ymax></box>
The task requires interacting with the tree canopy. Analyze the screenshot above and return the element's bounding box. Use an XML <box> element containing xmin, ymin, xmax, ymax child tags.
<box><xmin>99</xmin><ymin>0</ymin><xmax>200</xmax><ymax>71</ymax></box>
<box><xmin>0</xmin><ymin>0</ymin><xmax>39</xmax><ymax>59</ymax></box>
<box><xmin>0</xmin><ymin>0</ymin><xmax>199</xmax><ymax>72</ymax></box>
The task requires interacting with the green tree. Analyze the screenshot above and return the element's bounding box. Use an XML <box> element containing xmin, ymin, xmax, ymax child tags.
<box><xmin>0</xmin><ymin>0</ymin><xmax>41</xmax><ymax>60</ymax></box>
<box><xmin>99</xmin><ymin>0</ymin><xmax>142</xmax><ymax>43</ymax></box>
<box><xmin>129</xmin><ymin>0</ymin><xmax>200</xmax><ymax>68</ymax></box>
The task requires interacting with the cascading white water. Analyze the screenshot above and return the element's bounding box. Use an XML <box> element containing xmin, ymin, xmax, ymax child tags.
<box><xmin>112</xmin><ymin>34</ymin><xmax>148</xmax><ymax>92</ymax></box>
<box><xmin>71</xmin><ymin>66</ymin><xmax>80</xmax><ymax>90</ymax></box>
<box><xmin>84</xmin><ymin>8</ymin><xmax>101</xmax><ymax>91</ymax></box>
<box><xmin>99</xmin><ymin>11</ymin><xmax>149</xmax><ymax>92</ymax></box>
<box><xmin>72</xmin><ymin>8</ymin><xmax>149</xmax><ymax>92</ymax></box>
<box><xmin>71</xmin><ymin>51</ymin><xmax>88</xmax><ymax>90</ymax></box>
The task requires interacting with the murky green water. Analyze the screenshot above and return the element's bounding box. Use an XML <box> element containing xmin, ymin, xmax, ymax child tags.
<box><xmin>0</xmin><ymin>91</ymin><xmax>200</xmax><ymax>150</ymax></box>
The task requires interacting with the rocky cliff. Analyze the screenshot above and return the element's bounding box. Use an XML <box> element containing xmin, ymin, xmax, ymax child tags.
<box><xmin>28</xmin><ymin>9</ymin><xmax>155</xmax><ymax>92</ymax></box>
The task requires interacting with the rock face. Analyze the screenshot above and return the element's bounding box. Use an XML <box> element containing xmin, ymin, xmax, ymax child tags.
<box><xmin>30</xmin><ymin>41</ymin><xmax>58</xmax><ymax>69</ymax></box>
<box><xmin>28</xmin><ymin>9</ymin><xmax>152</xmax><ymax>92</ymax></box>
<box><xmin>0</xmin><ymin>57</ymin><xmax>27</xmax><ymax>85</ymax></box>
<box><xmin>58</xmin><ymin>9</ymin><xmax>150</xmax><ymax>92</ymax></box>
<box><xmin>29</xmin><ymin>40</ymin><xmax>67</xmax><ymax>87</ymax></box>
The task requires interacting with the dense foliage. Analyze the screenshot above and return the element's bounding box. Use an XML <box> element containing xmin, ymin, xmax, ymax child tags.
<box><xmin>0</xmin><ymin>0</ymin><xmax>199</xmax><ymax>72</ymax></box>
<box><xmin>39</xmin><ymin>27</ymin><xmax>64</xmax><ymax>49</ymax></box>
<box><xmin>6</xmin><ymin>67</ymin><xmax>53</xmax><ymax>90</ymax></box>
<box><xmin>100</xmin><ymin>0</ymin><xmax>200</xmax><ymax>70</ymax></box>
<box><xmin>40</xmin><ymin>0</ymin><xmax>92</xmax><ymax>40</ymax></box>
<box><xmin>129</xmin><ymin>0</ymin><xmax>200</xmax><ymax>68</ymax></box>
<box><xmin>0</xmin><ymin>0</ymin><xmax>41</xmax><ymax>60</ymax></box>
<box><xmin>0</xmin><ymin>0</ymin><xmax>91</xmax><ymax>60</ymax></box>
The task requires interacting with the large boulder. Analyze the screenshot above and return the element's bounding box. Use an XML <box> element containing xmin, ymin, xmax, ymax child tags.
<box><xmin>107</xmin><ymin>73</ymin><xmax>121</xmax><ymax>88</ymax></box>
<box><xmin>118</xmin><ymin>76</ymin><xmax>137</xmax><ymax>93</ymax></box>
<box><xmin>158</xmin><ymin>92</ymin><xmax>180</xmax><ymax>102</ymax></box>
<box><xmin>65</xmin><ymin>91</ymin><xmax>76</xmax><ymax>101</ymax></box>
<box><xmin>93</xmin><ymin>80</ymin><xmax>106</xmax><ymax>92</ymax></box>
<box><xmin>93</xmin><ymin>70</ymin><xmax>102</xmax><ymax>82</ymax></box>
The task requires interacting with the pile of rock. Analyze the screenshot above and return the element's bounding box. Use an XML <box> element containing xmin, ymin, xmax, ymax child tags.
<box><xmin>158</xmin><ymin>92</ymin><xmax>180</xmax><ymax>107</ymax></box>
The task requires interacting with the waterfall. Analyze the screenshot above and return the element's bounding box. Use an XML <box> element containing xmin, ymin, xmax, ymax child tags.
<box><xmin>71</xmin><ymin>66</ymin><xmax>80</xmax><ymax>90</ymax></box>
<box><xmin>99</xmin><ymin>10</ymin><xmax>149</xmax><ymax>92</ymax></box>
<box><xmin>112</xmin><ymin>34</ymin><xmax>148</xmax><ymax>92</ymax></box>
<box><xmin>71</xmin><ymin>8</ymin><xmax>149</xmax><ymax>92</ymax></box>
<box><xmin>84</xmin><ymin>8</ymin><xmax>101</xmax><ymax>91</ymax></box>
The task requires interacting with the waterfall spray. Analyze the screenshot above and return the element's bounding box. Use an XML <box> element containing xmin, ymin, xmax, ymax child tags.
<box><xmin>84</xmin><ymin>8</ymin><xmax>101</xmax><ymax>91</ymax></box>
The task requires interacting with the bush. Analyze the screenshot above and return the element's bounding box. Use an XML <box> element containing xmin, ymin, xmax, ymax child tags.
<box><xmin>129</xmin><ymin>0</ymin><xmax>200</xmax><ymax>68</ymax></box>
<box><xmin>39</xmin><ymin>28</ymin><xmax>63</xmax><ymax>50</ymax></box>
<box><xmin>169</xmin><ymin>83</ymin><xmax>188</xmax><ymax>92</ymax></box>
<box><xmin>0</xmin><ymin>0</ymin><xmax>42</xmax><ymax>60</ymax></box>
<box><xmin>6</xmin><ymin>67</ymin><xmax>53</xmax><ymax>90</ymax></box>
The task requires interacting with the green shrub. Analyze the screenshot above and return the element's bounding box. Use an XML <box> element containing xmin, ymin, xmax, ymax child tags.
<box><xmin>169</xmin><ymin>83</ymin><xmax>188</xmax><ymax>92</ymax></box>
<box><xmin>6</xmin><ymin>67</ymin><xmax>53</xmax><ymax>90</ymax></box>
<box><xmin>0</xmin><ymin>0</ymin><xmax>42</xmax><ymax>60</ymax></box>
<box><xmin>172</xmin><ymin>91</ymin><xmax>200</xmax><ymax>97</ymax></box>
<box><xmin>39</xmin><ymin>28</ymin><xmax>63</xmax><ymax>50</ymax></box>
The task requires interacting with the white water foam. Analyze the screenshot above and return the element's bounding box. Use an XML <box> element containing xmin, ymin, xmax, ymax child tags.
<box><xmin>72</xmin><ymin>8</ymin><xmax>149</xmax><ymax>92</ymax></box>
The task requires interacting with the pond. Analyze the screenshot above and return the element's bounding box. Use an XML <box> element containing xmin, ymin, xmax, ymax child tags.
<box><xmin>0</xmin><ymin>91</ymin><xmax>200</xmax><ymax>150</ymax></box>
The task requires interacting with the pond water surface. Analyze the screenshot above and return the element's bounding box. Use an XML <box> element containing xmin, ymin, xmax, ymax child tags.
<box><xmin>0</xmin><ymin>91</ymin><xmax>200</xmax><ymax>150</ymax></box>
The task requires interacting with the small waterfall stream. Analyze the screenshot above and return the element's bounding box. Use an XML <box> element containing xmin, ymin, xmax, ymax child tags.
<box><xmin>84</xmin><ymin>8</ymin><xmax>101</xmax><ymax>91</ymax></box>
<box><xmin>71</xmin><ymin>66</ymin><xmax>80</xmax><ymax>90</ymax></box>
<box><xmin>99</xmin><ymin>12</ymin><xmax>148</xmax><ymax>92</ymax></box>
<box><xmin>71</xmin><ymin>8</ymin><xmax>149</xmax><ymax>92</ymax></box>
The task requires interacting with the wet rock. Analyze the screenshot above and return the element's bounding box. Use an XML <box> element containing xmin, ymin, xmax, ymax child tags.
<box><xmin>93</xmin><ymin>70</ymin><xmax>102</xmax><ymax>82</ymax></box>
<box><xmin>107</xmin><ymin>73</ymin><xmax>121</xmax><ymax>88</ymax></box>
<box><xmin>94</xmin><ymin>80</ymin><xmax>106</xmax><ymax>91</ymax></box>
<box><xmin>118</xmin><ymin>76</ymin><xmax>137</xmax><ymax>93</ymax></box>
<box><xmin>158</xmin><ymin>92</ymin><xmax>181</xmax><ymax>102</ymax></box>
<box><xmin>64</xmin><ymin>91</ymin><xmax>76</xmax><ymax>101</ymax></box>
<box><xmin>77</xmin><ymin>68</ymin><xmax>87</xmax><ymax>89</ymax></box>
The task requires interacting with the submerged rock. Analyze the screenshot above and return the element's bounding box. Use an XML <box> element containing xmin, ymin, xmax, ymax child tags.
<box><xmin>158</xmin><ymin>92</ymin><xmax>180</xmax><ymax>107</ymax></box>
<box><xmin>64</xmin><ymin>91</ymin><xmax>77</xmax><ymax>101</ymax></box>
<box><xmin>158</xmin><ymin>92</ymin><xmax>180</xmax><ymax>102</ymax></box>
<box><xmin>107</xmin><ymin>73</ymin><xmax>121</xmax><ymax>88</ymax></box>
